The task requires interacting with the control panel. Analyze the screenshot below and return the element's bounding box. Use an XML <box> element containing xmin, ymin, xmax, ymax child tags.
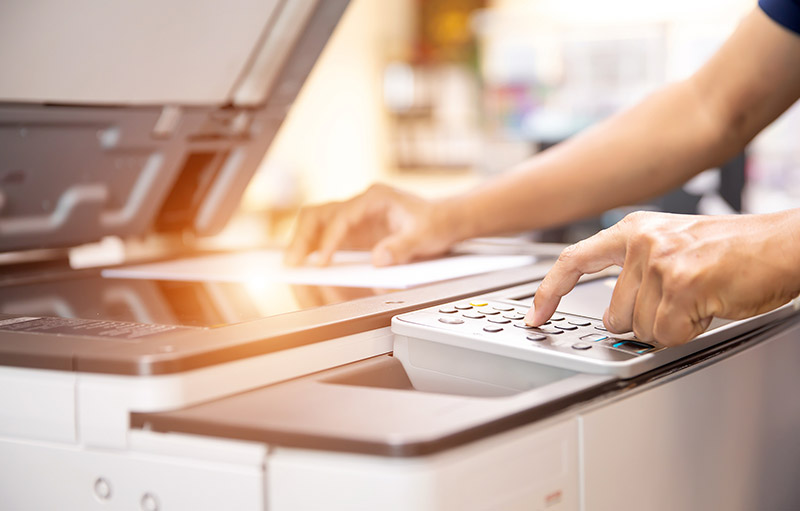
<box><xmin>392</xmin><ymin>296</ymin><xmax>798</xmax><ymax>378</ymax></box>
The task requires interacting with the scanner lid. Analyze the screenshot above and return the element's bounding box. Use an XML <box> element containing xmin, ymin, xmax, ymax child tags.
<box><xmin>0</xmin><ymin>0</ymin><xmax>350</xmax><ymax>253</ymax></box>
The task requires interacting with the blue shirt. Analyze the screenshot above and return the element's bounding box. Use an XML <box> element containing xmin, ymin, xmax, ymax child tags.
<box><xmin>760</xmin><ymin>0</ymin><xmax>800</xmax><ymax>35</ymax></box>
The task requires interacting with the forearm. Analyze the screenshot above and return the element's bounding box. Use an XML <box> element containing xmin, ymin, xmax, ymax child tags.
<box><xmin>443</xmin><ymin>8</ymin><xmax>800</xmax><ymax>242</ymax></box>
<box><xmin>444</xmin><ymin>78</ymin><xmax>737</xmax><ymax>239</ymax></box>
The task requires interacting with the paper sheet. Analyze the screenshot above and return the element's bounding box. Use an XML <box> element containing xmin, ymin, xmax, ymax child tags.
<box><xmin>101</xmin><ymin>249</ymin><xmax>536</xmax><ymax>289</ymax></box>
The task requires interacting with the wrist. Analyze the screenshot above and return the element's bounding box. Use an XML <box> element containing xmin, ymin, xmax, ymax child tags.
<box><xmin>433</xmin><ymin>195</ymin><xmax>479</xmax><ymax>245</ymax></box>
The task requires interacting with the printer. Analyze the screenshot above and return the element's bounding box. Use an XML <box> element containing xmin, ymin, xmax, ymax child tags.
<box><xmin>2</xmin><ymin>1</ymin><xmax>800</xmax><ymax>510</ymax></box>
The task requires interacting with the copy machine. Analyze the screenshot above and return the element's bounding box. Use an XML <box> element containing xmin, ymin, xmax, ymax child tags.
<box><xmin>2</xmin><ymin>1</ymin><xmax>800</xmax><ymax>510</ymax></box>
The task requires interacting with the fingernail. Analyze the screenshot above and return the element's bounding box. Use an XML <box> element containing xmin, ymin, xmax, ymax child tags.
<box><xmin>524</xmin><ymin>307</ymin><xmax>535</xmax><ymax>326</ymax></box>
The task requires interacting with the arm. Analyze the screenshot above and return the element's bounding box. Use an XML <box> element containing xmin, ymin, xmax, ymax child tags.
<box><xmin>287</xmin><ymin>8</ymin><xmax>800</xmax><ymax>267</ymax></box>
<box><xmin>525</xmin><ymin>9</ymin><xmax>800</xmax><ymax>345</ymax></box>
<box><xmin>457</xmin><ymin>8</ymin><xmax>800</xmax><ymax>238</ymax></box>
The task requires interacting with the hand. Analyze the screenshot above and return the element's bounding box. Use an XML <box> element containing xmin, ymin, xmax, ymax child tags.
<box><xmin>285</xmin><ymin>184</ymin><xmax>461</xmax><ymax>267</ymax></box>
<box><xmin>526</xmin><ymin>210</ymin><xmax>800</xmax><ymax>346</ymax></box>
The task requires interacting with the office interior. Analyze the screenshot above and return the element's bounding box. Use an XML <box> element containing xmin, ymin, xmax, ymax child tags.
<box><xmin>1</xmin><ymin>0</ymin><xmax>799</xmax><ymax>510</ymax></box>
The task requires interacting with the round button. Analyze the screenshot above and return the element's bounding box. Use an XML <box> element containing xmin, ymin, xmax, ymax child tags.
<box><xmin>535</xmin><ymin>327</ymin><xmax>563</xmax><ymax>335</ymax></box>
<box><xmin>94</xmin><ymin>478</ymin><xmax>112</xmax><ymax>501</ymax></box>
<box><xmin>439</xmin><ymin>307</ymin><xmax>458</xmax><ymax>314</ymax></box>
<box><xmin>463</xmin><ymin>312</ymin><xmax>486</xmax><ymax>319</ymax></box>
<box><xmin>503</xmin><ymin>314</ymin><xmax>524</xmax><ymax>320</ymax></box>
<box><xmin>141</xmin><ymin>493</ymin><xmax>159</xmax><ymax>511</ymax></box>
<box><xmin>470</xmin><ymin>301</ymin><xmax>489</xmax><ymax>307</ymax></box>
<box><xmin>439</xmin><ymin>317</ymin><xmax>464</xmax><ymax>325</ymax></box>
<box><xmin>454</xmin><ymin>304</ymin><xmax>473</xmax><ymax>310</ymax></box>
<box><xmin>514</xmin><ymin>323</ymin><xmax>535</xmax><ymax>330</ymax></box>
<box><xmin>483</xmin><ymin>326</ymin><xmax>503</xmax><ymax>333</ymax></box>
<box><xmin>488</xmin><ymin>318</ymin><xmax>511</xmax><ymax>324</ymax></box>
<box><xmin>555</xmin><ymin>324</ymin><xmax>578</xmax><ymax>331</ymax></box>
<box><xmin>569</xmin><ymin>320</ymin><xmax>591</xmax><ymax>327</ymax></box>
<box><xmin>572</xmin><ymin>342</ymin><xmax>592</xmax><ymax>350</ymax></box>
<box><xmin>527</xmin><ymin>334</ymin><xmax>546</xmax><ymax>341</ymax></box>
<box><xmin>478</xmin><ymin>309</ymin><xmax>500</xmax><ymax>315</ymax></box>
<box><xmin>493</xmin><ymin>305</ymin><xmax>515</xmax><ymax>312</ymax></box>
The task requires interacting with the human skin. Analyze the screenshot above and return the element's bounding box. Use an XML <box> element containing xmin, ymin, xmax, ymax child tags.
<box><xmin>286</xmin><ymin>8</ymin><xmax>800</xmax><ymax>345</ymax></box>
<box><xmin>526</xmin><ymin>210</ymin><xmax>800</xmax><ymax>345</ymax></box>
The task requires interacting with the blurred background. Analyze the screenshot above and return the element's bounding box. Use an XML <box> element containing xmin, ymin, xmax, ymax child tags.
<box><xmin>220</xmin><ymin>0</ymin><xmax>800</xmax><ymax>247</ymax></box>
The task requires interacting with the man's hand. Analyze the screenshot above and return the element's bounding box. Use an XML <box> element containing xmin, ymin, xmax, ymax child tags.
<box><xmin>526</xmin><ymin>210</ymin><xmax>800</xmax><ymax>346</ymax></box>
<box><xmin>285</xmin><ymin>184</ymin><xmax>462</xmax><ymax>267</ymax></box>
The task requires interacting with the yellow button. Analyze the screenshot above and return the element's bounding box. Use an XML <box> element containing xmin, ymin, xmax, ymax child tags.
<box><xmin>470</xmin><ymin>300</ymin><xmax>488</xmax><ymax>307</ymax></box>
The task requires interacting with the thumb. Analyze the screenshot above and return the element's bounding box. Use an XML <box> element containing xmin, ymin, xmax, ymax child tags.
<box><xmin>372</xmin><ymin>230</ymin><xmax>420</xmax><ymax>267</ymax></box>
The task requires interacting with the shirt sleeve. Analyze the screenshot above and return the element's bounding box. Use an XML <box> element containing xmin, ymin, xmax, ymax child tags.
<box><xmin>760</xmin><ymin>0</ymin><xmax>800</xmax><ymax>35</ymax></box>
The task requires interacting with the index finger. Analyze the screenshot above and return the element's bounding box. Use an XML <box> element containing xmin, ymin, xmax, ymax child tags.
<box><xmin>526</xmin><ymin>225</ymin><xmax>628</xmax><ymax>326</ymax></box>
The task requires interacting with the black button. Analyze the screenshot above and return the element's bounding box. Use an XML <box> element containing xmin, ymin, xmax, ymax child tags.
<box><xmin>463</xmin><ymin>312</ymin><xmax>485</xmax><ymax>319</ymax></box>
<box><xmin>438</xmin><ymin>307</ymin><xmax>458</xmax><ymax>314</ymax></box>
<box><xmin>503</xmin><ymin>314</ymin><xmax>524</xmax><ymax>320</ymax></box>
<box><xmin>488</xmin><ymin>318</ymin><xmax>511</xmax><ymax>324</ymax></box>
<box><xmin>568</xmin><ymin>320</ymin><xmax>591</xmax><ymax>327</ymax></box>
<box><xmin>478</xmin><ymin>309</ymin><xmax>500</xmax><ymax>315</ymax></box>
<box><xmin>454</xmin><ymin>304</ymin><xmax>473</xmax><ymax>310</ymax></box>
<box><xmin>493</xmin><ymin>305</ymin><xmax>515</xmax><ymax>312</ymax></box>
<box><xmin>534</xmin><ymin>327</ymin><xmax>563</xmax><ymax>335</ymax></box>
<box><xmin>514</xmin><ymin>323</ymin><xmax>535</xmax><ymax>330</ymax></box>
<box><xmin>572</xmin><ymin>342</ymin><xmax>592</xmax><ymax>350</ymax></box>
<box><xmin>555</xmin><ymin>324</ymin><xmax>578</xmax><ymax>331</ymax></box>
<box><xmin>439</xmin><ymin>317</ymin><xmax>464</xmax><ymax>325</ymax></box>
<box><xmin>483</xmin><ymin>326</ymin><xmax>503</xmax><ymax>333</ymax></box>
<box><xmin>526</xmin><ymin>334</ymin><xmax>546</xmax><ymax>341</ymax></box>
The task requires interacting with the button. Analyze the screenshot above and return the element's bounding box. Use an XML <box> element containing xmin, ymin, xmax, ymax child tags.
<box><xmin>493</xmin><ymin>305</ymin><xmax>515</xmax><ymax>312</ymax></box>
<box><xmin>488</xmin><ymin>318</ymin><xmax>511</xmax><ymax>324</ymax></box>
<box><xmin>463</xmin><ymin>312</ymin><xmax>485</xmax><ymax>319</ymax></box>
<box><xmin>478</xmin><ymin>309</ymin><xmax>500</xmax><ymax>315</ymax></box>
<box><xmin>439</xmin><ymin>317</ymin><xmax>464</xmax><ymax>325</ymax></box>
<box><xmin>550</xmin><ymin>316</ymin><xmax>565</xmax><ymax>322</ymax></box>
<box><xmin>555</xmin><ymin>324</ymin><xmax>578</xmax><ymax>331</ymax></box>
<box><xmin>454</xmin><ymin>304</ymin><xmax>473</xmax><ymax>310</ymax></box>
<box><xmin>595</xmin><ymin>325</ymin><xmax>608</xmax><ymax>331</ymax></box>
<box><xmin>514</xmin><ymin>323</ymin><xmax>535</xmax><ymax>330</ymax></box>
<box><xmin>439</xmin><ymin>307</ymin><xmax>458</xmax><ymax>314</ymax></box>
<box><xmin>535</xmin><ymin>327</ymin><xmax>563</xmax><ymax>335</ymax></box>
<box><xmin>568</xmin><ymin>320</ymin><xmax>591</xmax><ymax>327</ymax></box>
<box><xmin>470</xmin><ymin>301</ymin><xmax>488</xmax><ymax>307</ymax></box>
<box><xmin>516</xmin><ymin>309</ymin><xmax>528</xmax><ymax>316</ymax></box>
<box><xmin>527</xmin><ymin>334</ymin><xmax>546</xmax><ymax>341</ymax></box>
<box><xmin>572</xmin><ymin>342</ymin><xmax>592</xmax><ymax>350</ymax></box>
<box><xmin>483</xmin><ymin>326</ymin><xmax>503</xmax><ymax>333</ymax></box>
<box><xmin>503</xmin><ymin>313</ymin><xmax>524</xmax><ymax>320</ymax></box>
<box><xmin>613</xmin><ymin>340</ymin><xmax>654</xmax><ymax>353</ymax></box>
<box><xmin>580</xmin><ymin>333</ymin><xmax>608</xmax><ymax>342</ymax></box>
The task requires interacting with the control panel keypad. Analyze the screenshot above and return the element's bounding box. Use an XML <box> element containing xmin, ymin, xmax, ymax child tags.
<box><xmin>416</xmin><ymin>299</ymin><xmax>664</xmax><ymax>360</ymax></box>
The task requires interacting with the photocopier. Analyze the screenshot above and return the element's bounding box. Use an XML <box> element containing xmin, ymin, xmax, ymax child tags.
<box><xmin>2</xmin><ymin>1</ymin><xmax>800</xmax><ymax>510</ymax></box>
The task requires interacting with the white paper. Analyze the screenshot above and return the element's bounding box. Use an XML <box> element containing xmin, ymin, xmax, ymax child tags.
<box><xmin>101</xmin><ymin>249</ymin><xmax>535</xmax><ymax>289</ymax></box>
